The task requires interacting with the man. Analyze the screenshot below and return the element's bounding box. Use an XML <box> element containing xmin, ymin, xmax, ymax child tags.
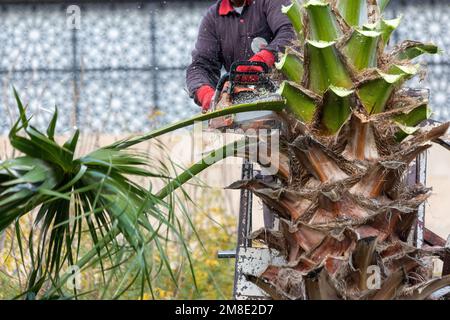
<box><xmin>186</xmin><ymin>0</ymin><xmax>296</xmax><ymax>113</ymax></box>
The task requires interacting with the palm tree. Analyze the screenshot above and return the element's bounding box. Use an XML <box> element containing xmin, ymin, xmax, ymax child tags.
<box><xmin>234</xmin><ymin>0</ymin><xmax>450</xmax><ymax>299</ymax></box>
<box><xmin>0</xmin><ymin>0</ymin><xmax>449</xmax><ymax>299</ymax></box>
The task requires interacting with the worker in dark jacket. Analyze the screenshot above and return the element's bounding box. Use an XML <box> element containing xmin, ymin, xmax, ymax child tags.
<box><xmin>186</xmin><ymin>0</ymin><xmax>296</xmax><ymax>113</ymax></box>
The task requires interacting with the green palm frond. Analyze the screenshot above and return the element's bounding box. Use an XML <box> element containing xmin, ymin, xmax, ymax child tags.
<box><xmin>1</xmin><ymin>89</ymin><xmax>276</xmax><ymax>298</ymax></box>
<box><xmin>0</xmin><ymin>90</ymin><xmax>192</xmax><ymax>298</ymax></box>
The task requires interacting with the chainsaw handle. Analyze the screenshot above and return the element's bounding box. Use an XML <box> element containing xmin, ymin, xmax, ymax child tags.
<box><xmin>230</xmin><ymin>60</ymin><xmax>269</xmax><ymax>74</ymax></box>
<box><xmin>214</xmin><ymin>61</ymin><xmax>268</xmax><ymax>92</ymax></box>
<box><xmin>229</xmin><ymin>60</ymin><xmax>270</xmax><ymax>94</ymax></box>
<box><xmin>211</xmin><ymin>61</ymin><xmax>270</xmax><ymax>110</ymax></box>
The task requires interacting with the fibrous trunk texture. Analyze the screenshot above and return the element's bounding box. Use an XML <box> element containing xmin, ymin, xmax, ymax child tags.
<box><xmin>230</xmin><ymin>0</ymin><xmax>450</xmax><ymax>300</ymax></box>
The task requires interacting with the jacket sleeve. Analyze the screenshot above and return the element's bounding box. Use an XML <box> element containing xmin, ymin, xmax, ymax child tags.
<box><xmin>264</xmin><ymin>0</ymin><xmax>297</xmax><ymax>56</ymax></box>
<box><xmin>186</xmin><ymin>8</ymin><xmax>222</xmax><ymax>101</ymax></box>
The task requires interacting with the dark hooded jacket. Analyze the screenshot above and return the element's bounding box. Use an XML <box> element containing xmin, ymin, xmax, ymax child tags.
<box><xmin>186</xmin><ymin>0</ymin><xmax>296</xmax><ymax>98</ymax></box>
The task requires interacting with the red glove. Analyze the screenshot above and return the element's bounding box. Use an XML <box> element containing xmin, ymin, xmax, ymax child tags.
<box><xmin>196</xmin><ymin>85</ymin><xmax>215</xmax><ymax>113</ymax></box>
<box><xmin>236</xmin><ymin>50</ymin><xmax>275</xmax><ymax>82</ymax></box>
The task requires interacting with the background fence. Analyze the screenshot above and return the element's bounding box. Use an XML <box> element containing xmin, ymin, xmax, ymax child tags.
<box><xmin>0</xmin><ymin>0</ymin><xmax>448</xmax><ymax>134</ymax></box>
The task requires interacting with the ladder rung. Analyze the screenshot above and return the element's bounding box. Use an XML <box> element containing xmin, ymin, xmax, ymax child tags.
<box><xmin>217</xmin><ymin>250</ymin><xmax>236</xmax><ymax>259</ymax></box>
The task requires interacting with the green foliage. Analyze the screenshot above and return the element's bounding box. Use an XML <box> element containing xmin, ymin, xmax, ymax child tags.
<box><xmin>0</xmin><ymin>188</ymin><xmax>236</xmax><ymax>299</ymax></box>
<box><xmin>278</xmin><ymin>0</ymin><xmax>438</xmax><ymax>133</ymax></box>
<box><xmin>0</xmin><ymin>88</ymin><xmax>285</xmax><ymax>299</ymax></box>
<box><xmin>282</xmin><ymin>0</ymin><xmax>303</xmax><ymax>40</ymax></box>
<box><xmin>320</xmin><ymin>86</ymin><xmax>353</xmax><ymax>134</ymax></box>
<box><xmin>304</xmin><ymin>0</ymin><xmax>341</xmax><ymax>42</ymax></box>
<box><xmin>278</xmin><ymin>81</ymin><xmax>318</xmax><ymax>122</ymax></box>
<box><xmin>338</xmin><ymin>0</ymin><xmax>367</xmax><ymax>27</ymax></box>
<box><xmin>343</xmin><ymin>29</ymin><xmax>381</xmax><ymax>71</ymax></box>
<box><xmin>306</xmin><ymin>40</ymin><xmax>353</xmax><ymax>94</ymax></box>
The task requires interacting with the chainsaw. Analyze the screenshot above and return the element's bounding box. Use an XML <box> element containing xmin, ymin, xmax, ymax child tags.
<box><xmin>207</xmin><ymin>60</ymin><xmax>283</xmax><ymax>131</ymax></box>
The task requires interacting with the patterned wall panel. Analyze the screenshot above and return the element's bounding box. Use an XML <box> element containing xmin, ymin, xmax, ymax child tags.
<box><xmin>387</xmin><ymin>0</ymin><xmax>450</xmax><ymax>118</ymax></box>
<box><xmin>77</xmin><ymin>70</ymin><xmax>155</xmax><ymax>134</ymax></box>
<box><xmin>0</xmin><ymin>0</ymin><xmax>448</xmax><ymax>135</ymax></box>
<box><xmin>157</xmin><ymin>69</ymin><xmax>199</xmax><ymax>124</ymax></box>
<box><xmin>389</xmin><ymin>0</ymin><xmax>449</xmax><ymax>64</ymax></box>
<box><xmin>77</xmin><ymin>3</ymin><xmax>152</xmax><ymax>69</ymax></box>
<box><xmin>0</xmin><ymin>70</ymin><xmax>75</xmax><ymax>134</ymax></box>
<box><xmin>0</xmin><ymin>4</ymin><xmax>72</xmax><ymax>70</ymax></box>
<box><xmin>154</xmin><ymin>2</ymin><xmax>205</xmax><ymax>67</ymax></box>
